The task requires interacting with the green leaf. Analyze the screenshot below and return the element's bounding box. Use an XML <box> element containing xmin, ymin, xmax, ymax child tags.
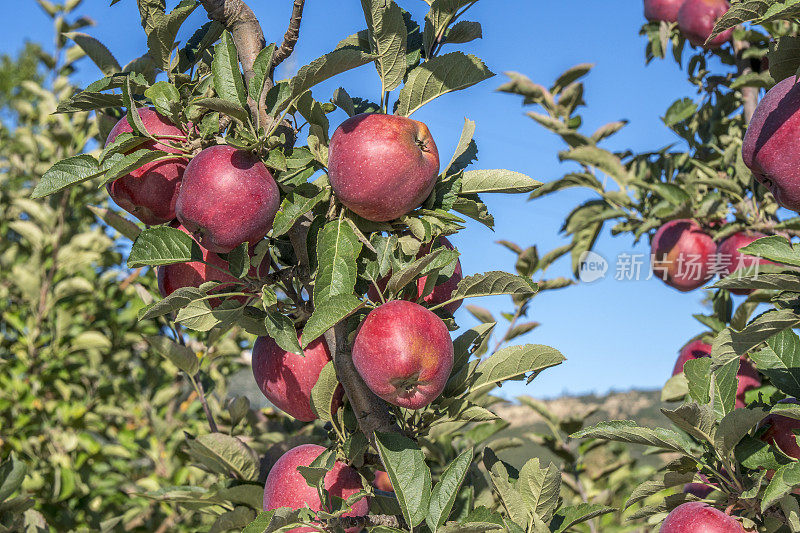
<box><xmin>248</xmin><ymin>43</ymin><xmax>276</xmax><ymax>103</ymax></box>
<box><xmin>277</xmin><ymin>48</ymin><xmax>377</xmax><ymax>113</ymax></box>
<box><xmin>431</xmin><ymin>271</ymin><xmax>537</xmax><ymax>310</ymax></box>
<box><xmin>139</xmin><ymin>286</ymin><xmax>208</xmax><ymax>320</ymax></box>
<box><xmin>572</xmin><ymin>421</ymin><xmax>691</xmax><ymax>454</ymax></box>
<box><xmin>100</xmin><ymin>131</ymin><xmax>149</xmax><ymax>163</ymax></box>
<box><xmin>684</xmin><ymin>357</ymin><xmax>712</xmax><ymax>405</ymax></box>
<box><xmin>482</xmin><ymin>448</ymin><xmax>529</xmax><ymax>527</ymax></box>
<box><xmin>31</xmin><ymin>155</ymin><xmax>102</xmax><ymax>198</ymax></box>
<box><xmin>361</xmin><ymin>0</ymin><xmax>407</xmax><ymax>93</ymax></box>
<box><xmin>375</xmin><ymin>432</ymin><xmax>432</xmax><ymax>528</ymax></box>
<box><xmin>444</xmin><ymin>117</ymin><xmax>477</xmax><ymax>176</ymax></box>
<box><xmin>264</xmin><ymin>310</ymin><xmax>303</xmax><ymax>355</ymax></box>
<box><xmin>146</xmin><ymin>0</ymin><xmax>197</xmax><ymax>70</ymax></box>
<box><xmin>63</xmin><ymin>32</ymin><xmax>120</xmax><ymax>75</ymax></box>
<box><xmin>739</xmin><ymin>235</ymin><xmax>800</xmax><ymax>267</ymax></box>
<box><xmin>469</xmin><ymin>344</ymin><xmax>565</xmax><ymax>396</ymax></box>
<box><xmin>762</xmin><ymin>462</ymin><xmax>800</xmax><ymax>512</ymax></box>
<box><xmin>56</xmin><ymin>91</ymin><xmax>124</xmax><ymax>113</ymax></box>
<box><xmin>516</xmin><ymin>458</ymin><xmax>560</xmax><ymax>523</ymax></box>
<box><xmin>302</xmin><ymin>295</ymin><xmax>364</xmax><ymax>348</ymax></box>
<box><xmin>128</xmin><ymin>226</ymin><xmax>203</xmax><ymax>267</ymax></box>
<box><xmin>663</xmin><ymin>97</ymin><xmax>697</xmax><ymax>126</ymax></box>
<box><xmin>0</xmin><ymin>454</ymin><xmax>27</xmax><ymax>502</ymax></box>
<box><xmin>272</xmin><ymin>183</ymin><xmax>330</xmax><ymax>237</ymax></box>
<box><xmin>144</xmin><ymin>81</ymin><xmax>181</xmax><ymax>120</ymax></box>
<box><xmin>714</xmin><ymin>407</ymin><xmax>769</xmax><ymax>457</ymax></box>
<box><xmin>395</xmin><ymin>52</ymin><xmax>494</xmax><ymax>116</ymax></box>
<box><xmin>750</xmin><ymin>328</ymin><xmax>800</xmax><ymax>398</ymax></box>
<box><xmin>460</xmin><ymin>169</ymin><xmax>541</xmax><ymax>194</ymax></box>
<box><xmin>145</xmin><ymin>335</ymin><xmax>199</xmax><ymax>375</ymax></box>
<box><xmin>549</xmin><ymin>503</ymin><xmax>615</xmax><ymax>533</ymax></box>
<box><xmin>176</xmin><ymin>300</ymin><xmax>243</xmax><ymax>331</ymax></box>
<box><xmin>191</xmin><ymin>97</ymin><xmax>250</xmax><ymax>124</ymax></box>
<box><xmin>426</xmin><ymin>447</ymin><xmax>473</xmax><ymax>531</ymax></box>
<box><xmin>101</xmin><ymin>149</ymin><xmax>171</xmax><ymax>186</ymax></box>
<box><xmin>225</xmin><ymin>243</ymin><xmax>250</xmax><ymax>278</ymax></box>
<box><xmin>310</xmin><ymin>361</ymin><xmax>340</xmax><ymax>422</ymax></box>
<box><xmin>558</xmin><ymin>145</ymin><xmax>629</xmax><ymax>189</ymax></box>
<box><xmin>185</xmin><ymin>432</ymin><xmax>259</xmax><ymax>481</ymax></box>
<box><xmin>444</xmin><ymin>20</ymin><xmax>482</xmax><ymax>45</ymax></box>
<box><xmin>314</xmin><ymin>218</ymin><xmax>363</xmax><ymax>303</ymax></box>
<box><xmin>213</xmin><ymin>30</ymin><xmax>248</xmax><ymax>108</ymax></box>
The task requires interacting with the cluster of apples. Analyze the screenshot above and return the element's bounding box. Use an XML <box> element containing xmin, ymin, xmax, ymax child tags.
<box><xmin>105</xmin><ymin>108</ymin><xmax>464</xmax><ymax>528</ymax></box>
<box><xmin>650</xmin><ymin>219</ymin><xmax>769</xmax><ymax>292</ymax></box>
<box><xmin>643</xmin><ymin>0</ymin><xmax>733</xmax><ymax>48</ymax></box>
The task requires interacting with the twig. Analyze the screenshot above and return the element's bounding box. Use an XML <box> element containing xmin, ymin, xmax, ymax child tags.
<box><xmin>190</xmin><ymin>375</ymin><xmax>219</xmax><ymax>433</ymax></box>
<box><xmin>333</xmin><ymin>514</ymin><xmax>404</xmax><ymax>529</ymax></box>
<box><xmin>272</xmin><ymin>0</ymin><xmax>306</xmax><ymax>73</ymax></box>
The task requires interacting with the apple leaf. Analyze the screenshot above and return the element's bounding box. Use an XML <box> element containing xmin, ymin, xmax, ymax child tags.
<box><xmin>87</xmin><ymin>205</ymin><xmax>142</xmax><ymax>241</ymax></box>
<box><xmin>175</xmin><ymin>299</ymin><xmax>243</xmax><ymax>332</ymax></box>
<box><xmin>426</xmin><ymin>447</ymin><xmax>473</xmax><ymax>531</ymax></box>
<box><xmin>0</xmin><ymin>454</ymin><xmax>27</xmax><ymax>503</ymax></box>
<box><xmin>443</xmin><ymin>20</ymin><xmax>482</xmax><ymax>45</ymax></box>
<box><xmin>302</xmin><ymin>295</ymin><xmax>364</xmax><ymax>349</ymax></box>
<box><xmin>762</xmin><ymin>462</ymin><xmax>800</xmax><ymax>512</ymax></box>
<box><xmin>278</xmin><ymin>48</ymin><xmax>377</xmax><ymax>113</ymax></box>
<box><xmin>314</xmin><ymin>218</ymin><xmax>363</xmax><ymax>303</ymax></box>
<box><xmin>430</xmin><ymin>271</ymin><xmax>537</xmax><ymax>311</ymax></box>
<box><xmin>191</xmin><ymin>97</ymin><xmax>250</xmax><ymax>124</ymax></box>
<box><xmin>750</xmin><ymin>328</ymin><xmax>800</xmax><ymax>398</ymax></box>
<box><xmin>468</xmin><ymin>343</ymin><xmax>565</xmax><ymax>397</ymax></box>
<box><xmin>248</xmin><ymin>43</ymin><xmax>276</xmax><ymax>103</ymax></box>
<box><xmin>144</xmin><ymin>81</ymin><xmax>182</xmax><ymax>122</ymax></box>
<box><xmin>139</xmin><ymin>286</ymin><xmax>209</xmax><ymax>320</ymax></box>
<box><xmin>482</xmin><ymin>448</ymin><xmax>529</xmax><ymax>526</ymax></box>
<box><xmin>375</xmin><ymin>432</ymin><xmax>432</xmax><ymax>528</ymax></box>
<box><xmin>128</xmin><ymin>226</ymin><xmax>204</xmax><ymax>267</ymax></box>
<box><xmin>99</xmin><ymin>132</ymin><xmax>149</xmax><ymax>163</ymax></box>
<box><xmin>55</xmin><ymin>90</ymin><xmax>125</xmax><ymax>113</ymax></box>
<box><xmin>31</xmin><ymin>155</ymin><xmax>103</xmax><ymax>198</ymax></box>
<box><xmin>516</xmin><ymin>458</ymin><xmax>561</xmax><ymax>523</ymax></box>
<box><xmin>444</xmin><ymin>117</ymin><xmax>477</xmax><ymax>177</ymax></box>
<box><xmin>272</xmin><ymin>183</ymin><xmax>330</xmax><ymax>237</ymax></box>
<box><xmin>739</xmin><ymin>235</ymin><xmax>800</xmax><ymax>268</ymax></box>
<box><xmin>549</xmin><ymin>503</ymin><xmax>616</xmax><ymax>533</ymax></box>
<box><xmin>360</xmin><ymin>0</ymin><xmax>407</xmax><ymax>93</ymax></box>
<box><xmin>213</xmin><ymin>30</ymin><xmax>248</xmax><ymax>108</ymax></box>
<box><xmin>623</xmin><ymin>470</ymin><xmax>695</xmax><ymax>511</ymax></box>
<box><xmin>146</xmin><ymin>0</ymin><xmax>197</xmax><ymax>71</ymax></box>
<box><xmin>185</xmin><ymin>432</ymin><xmax>259</xmax><ymax>481</ymax></box>
<box><xmin>145</xmin><ymin>335</ymin><xmax>199</xmax><ymax>375</ymax></box>
<box><xmin>100</xmin><ymin>149</ymin><xmax>173</xmax><ymax>186</ymax></box>
<box><xmin>714</xmin><ymin>406</ymin><xmax>770</xmax><ymax>456</ymax></box>
<box><xmin>460</xmin><ymin>169</ymin><xmax>541</xmax><ymax>195</ymax></box>
<box><xmin>264</xmin><ymin>310</ymin><xmax>303</xmax><ymax>355</ymax></box>
<box><xmin>63</xmin><ymin>32</ymin><xmax>120</xmax><ymax>75</ymax></box>
<box><xmin>395</xmin><ymin>52</ymin><xmax>494</xmax><ymax>117</ymax></box>
<box><xmin>310</xmin><ymin>361</ymin><xmax>340</xmax><ymax>422</ymax></box>
<box><xmin>574</xmin><ymin>421</ymin><xmax>696</xmax><ymax>456</ymax></box>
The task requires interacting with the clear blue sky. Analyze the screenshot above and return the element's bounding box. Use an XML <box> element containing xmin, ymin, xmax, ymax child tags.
<box><xmin>4</xmin><ymin>1</ymin><xmax>741</xmax><ymax>398</ymax></box>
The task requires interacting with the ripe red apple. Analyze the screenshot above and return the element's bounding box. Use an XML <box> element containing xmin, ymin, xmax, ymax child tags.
<box><xmin>105</xmin><ymin>108</ymin><xmax>187</xmax><ymax>225</ymax></box>
<box><xmin>374</xmin><ymin>470</ymin><xmax>393</xmax><ymax>492</ymax></box>
<box><xmin>716</xmin><ymin>232</ymin><xmax>770</xmax><ymax>294</ymax></box>
<box><xmin>251</xmin><ymin>334</ymin><xmax>343</xmax><ymax>422</ymax></box>
<box><xmin>644</xmin><ymin>0</ymin><xmax>684</xmax><ymax>22</ymax></box>
<box><xmin>328</xmin><ymin>113</ymin><xmax>440</xmax><ymax>222</ymax></box>
<box><xmin>761</xmin><ymin>412</ymin><xmax>800</xmax><ymax>460</ymax></box>
<box><xmin>176</xmin><ymin>145</ymin><xmax>280</xmax><ymax>253</ymax></box>
<box><xmin>157</xmin><ymin>223</ymin><xmax>239</xmax><ymax>299</ymax></box>
<box><xmin>672</xmin><ymin>339</ymin><xmax>761</xmax><ymax>408</ymax></box>
<box><xmin>263</xmin><ymin>444</ymin><xmax>368</xmax><ymax>533</ymax></box>
<box><xmin>677</xmin><ymin>0</ymin><xmax>733</xmax><ymax>48</ymax></box>
<box><xmin>651</xmin><ymin>219</ymin><xmax>716</xmax><ymax>291</ymax></box>
<box><xmin>661</xmin><ymin>502</ymin><xmax>747</xmax><ymax>532</ymax></box>
<box><xmin>367</xmin><ymin>236</ymin><xmax>463</xmax><ymax>314</ymax></box>
<box><xmin>352</xmin><ymin>300</ymin><xmax>454</xmax><ymax>409</ymax></box>
<box><xmin>743</xmin><ymin>76</ymin><xmax>800</xmax><ymax>213</ymax></box>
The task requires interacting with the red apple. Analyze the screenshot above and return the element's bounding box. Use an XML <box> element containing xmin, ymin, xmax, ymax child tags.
<box><xmin>176</xmin><ymin>145</ymin><xmax>280</xmax><ymax>253</ymax></box>
<box><xmin>263</xmin><ymin>444</ymin><xmax>368</xmax><ymax>533</ymax></box>
<box><xmin>761</xmin><ymin>410</ymin><xmax>800</xmax><ymax>460</ymax></box>
<box><xmin>105</xmin><ymin>108</ymin><xmax>187</xmax><ymax>225</ymax></box>
<box><xmin>716</xmin><ymin>232</ymin><xmax>770</xmax><ymax>294</ymax></box>
<box><xmin>251</xmin><ymin>334</ymin><xmax>343</xmax><ymax>422</ymax></box>
<box><xmin>328</xmin><ymin>113</ymin><xmax>440</xmax><ymax>222</ymax></box>
<box><xmin>677</xmin><ymin>0</ymin><xmax>733</xmax><ymax>48</ymax></box>
<box><xmin>367</xmin><ymin>236</ymin><xmax>463</xmax><ymax>314</ymax></box>
<box><xmin>157</xmin><ymin>223</ymin><xmax>239</xmax><ymax>300</ymax></box>
<box><xmin>644</xmin><ymin>0</ymin><xmax>684</xmax><ymax>22</ymax></box>
<box><xmin>672</xmin><ymin>339</ymin><xmax>761</xmax><ymax>408</ymax></box>
<box><xmin>651</xmin><ymin>219</ymin><xmax>716</xmax><ymax>291</ymax></box>
<box><xmin>352</xmin><ymin>300</ymin><xmax>453</xmax><ymax>409</ymax></box>
<box><xmin>374</xmin><ymin>470</ymin><xmax>393</xmax><ymax>492</ymax></box>
<box><xmin>743</xmin><ymin>76</ymin><xmax>800</xmax><ymax>212</ymax></box>
<box><xmin>661</xmin><ymin>502</ymin><xmax>747</xmax><ymax>532</ymax></box>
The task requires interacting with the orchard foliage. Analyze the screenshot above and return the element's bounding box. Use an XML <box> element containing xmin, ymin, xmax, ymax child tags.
<box><xmin>7</xmin><ymin>0</ymin><xmax>626</xmax><ymax>531</ymax></box>
<box><xmin>502</xmin><ymin>0</ymin><xmax>800</xmax><ymax>530</ymax></box>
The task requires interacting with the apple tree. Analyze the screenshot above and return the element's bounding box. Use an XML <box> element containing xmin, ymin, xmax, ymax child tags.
<box><xmin>22</xmin><ymin>0</ymin><xmax>618</xmax><ymax>531</ymax></box>
<box><xmin>501</xmin><ymin>0</ymin><xmax>800</xmax><ymax>530</ymax></box>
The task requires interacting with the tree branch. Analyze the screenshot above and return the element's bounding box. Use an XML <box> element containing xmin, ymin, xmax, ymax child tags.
<box><xmin>332</xmin><ymin>514</ymin><xmax>404</xmax><ymax>529</ymax></box>
<box><xmin>734</xmin><ymin>39</ymin><xmax>758</xmax><ymax>124</ymax></box>
<box><xmin>272</xmin><ymin>0</ymin><xmax>306</xmax><ymax>73</ymax></box>
<box><xmin>324</xmin><ymin>322</ymin><xmax>400</xmax><ymax>443</ymax></box>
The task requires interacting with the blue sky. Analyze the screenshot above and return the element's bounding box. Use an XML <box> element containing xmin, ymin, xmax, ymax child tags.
<box><xmin>4</xmin><ymin>1</ymin><xmax>742</xmax><ymax>398</ymax></box>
